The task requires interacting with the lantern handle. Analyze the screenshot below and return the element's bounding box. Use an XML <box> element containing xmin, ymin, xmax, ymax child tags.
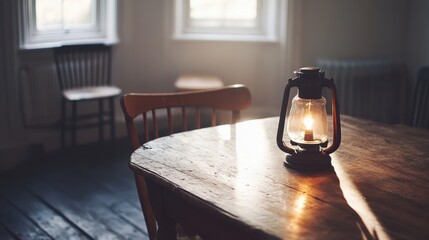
<box><xmin>322</xmin><ymin>78</ymin><xmax>341</xmax><ymax>154</ymax></box>
<box><xmin>277</xmin><ymin>78</ymin><xmax>297</xmax><ymax>154</ymax></box>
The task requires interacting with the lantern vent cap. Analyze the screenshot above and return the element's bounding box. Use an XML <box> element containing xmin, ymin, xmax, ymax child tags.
<box><xmin>295</xmin><ymin>67</ymin><xmax>325</xmax><ymax>78</ymax></box>
<box><xmin>300</xmin><ymin>67</ymin><xmax>320</xmax><ymax>73</ymax></box>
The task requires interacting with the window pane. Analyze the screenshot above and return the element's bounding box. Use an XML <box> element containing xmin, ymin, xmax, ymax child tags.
<box><xmin>189</xmin><ymin>0</ymin><xmax>258</xmax><ymax>28</ymax></box>
<box><xmin>35</xmin><ymin>0</ymin><xmax>62</xmax><ymax>30</ymax></box>
<box><xmin>63</xmin><ymin>0</ymin><xmax>94</xmax><ymax>27</ymax></box>
<box><xmin>35</xmin><ymin>0</ymin><xmax>94</xmax><ymax>31</ymax></box>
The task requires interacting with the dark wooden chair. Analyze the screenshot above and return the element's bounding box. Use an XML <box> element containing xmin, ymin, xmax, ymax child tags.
<box><xmin>54</xmin><ymin>44</ymin><xmax>121</xmax><ymax>148</ymax></box>
<box><xmin>410</xmin><ymin>66</ymin><xmax>429</xmax><ymax>128</ymax></box>
<box><xmin>120</xmin><ymin>84</ymin><xmax>252</xmax><ymax>239</ymax></box>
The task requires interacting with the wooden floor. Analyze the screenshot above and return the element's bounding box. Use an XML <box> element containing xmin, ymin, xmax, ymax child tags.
<box><xmin>0</xmin><ymin>139</ymin><xmax>150</xmax><ymax>240</ymax></box>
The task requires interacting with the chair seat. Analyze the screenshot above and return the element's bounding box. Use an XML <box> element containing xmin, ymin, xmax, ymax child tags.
<box><xmin>63</xmin><ymin>86</ymin><xmax>121</xmax><ymax>101</ymax></box>
<box><xmin>175</xmin><ymin>75</ymin><xmax>224</xmax><ymax>92</ymax></box>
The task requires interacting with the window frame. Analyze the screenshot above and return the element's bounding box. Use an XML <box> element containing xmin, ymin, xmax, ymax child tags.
<box><xmin>173</xmin><ymin>0</ymin><xmax>279</xmax><ymax>42</ymax></box>
<box><xmin>19</xmin><ymin>0</ymin><xmax>118</xmax><ymax>49</ymax></box>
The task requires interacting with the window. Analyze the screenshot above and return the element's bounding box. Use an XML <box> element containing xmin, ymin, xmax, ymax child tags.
<box><xmin>174</xmin><ymin>0</ymin><xmax>279</xmax><ymax>42</ymax></box>
<box><xmin>35</xmin><ymin>0</ymin><xmax>95</xmax><ymax>31</ymax></box>
<box><xmin>19</xmin><ymin>0</ymin><xmax>117</xmax><ymax>49</ymax></box>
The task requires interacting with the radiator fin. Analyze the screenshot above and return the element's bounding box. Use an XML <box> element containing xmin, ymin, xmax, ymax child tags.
<box><xmin>20</xmin><ymin>60</ymin><xmax>61</xmax><ymax>128</ymax></box>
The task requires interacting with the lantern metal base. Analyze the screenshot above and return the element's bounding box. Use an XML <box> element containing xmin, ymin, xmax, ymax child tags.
<box><xmin>284</xmin><ymin>150</ymin><xmax>332</xmax><ymax>171</ymax></box>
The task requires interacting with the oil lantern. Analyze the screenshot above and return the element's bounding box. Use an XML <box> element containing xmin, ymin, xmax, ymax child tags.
<box><xmin>277</xmin><ymin>67</ymin><xmax>341</xmax><ymax>170</ymax></box>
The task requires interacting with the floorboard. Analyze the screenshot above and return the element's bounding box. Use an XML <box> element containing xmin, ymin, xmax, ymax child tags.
<box><xmin>0</xmin><ymin>139</ymin><xmax>150</xmax><ymax>240</ymax></box>
<box><xmin>0</xmin><ymin>181</ymin><xmax>89</xmax><ymax>240</ymax></box>
<box><xmin>0</xmin><ymin>223</ymin><xmax>15</xmax><ymax>240</ymax></box>
<box><xmin>0</xmin><ymin>197</ymin><xmax>52</xmax><ymax>240</ymax></box>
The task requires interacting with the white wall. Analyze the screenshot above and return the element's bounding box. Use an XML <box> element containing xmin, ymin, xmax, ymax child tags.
<box><xmin>112</xmin><ymin>0</ymin><xmax>413</xmax><ymax>121</ymax></box>
<box><xmin>113</xmin><ymin>0</ymin><xmax>288</xmax><ymax>118</ymax></box>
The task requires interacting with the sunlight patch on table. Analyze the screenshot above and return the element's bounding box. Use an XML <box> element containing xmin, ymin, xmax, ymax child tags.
<box><xmin>333</xmin><ymin>155</ymin><xmax>391</xmax><ymax>240</ymax></box>
<box><xmin>233</xmin><ymin>120</ymin><xmax>271</xmax><ymax>220</ymax></box>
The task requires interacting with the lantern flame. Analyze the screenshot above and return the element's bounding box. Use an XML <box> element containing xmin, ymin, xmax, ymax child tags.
<box><xmin>303</xmin><ymin>115</ymin><xmax>314</xmax><ymax>130</ymax></box>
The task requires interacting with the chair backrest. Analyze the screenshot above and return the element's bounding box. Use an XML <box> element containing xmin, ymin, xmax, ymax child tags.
<box><xmin>121</xmin><ymin>84</ymin><xmax>252</xmax><ymax>151</ymax></box>
<box><xmin>54</xmin><ymin>44</ymin><xmax>112</xmax><ymax>90</ymax></box>
<box><xmin>411</xmin><ymin>66</ymin><xmax>429</xmax><ymax>128</ymax></box>
<box><xmin>120</xmin><ymin>84</ymin><xmax>251</xmax><ymax>239</ymax></box>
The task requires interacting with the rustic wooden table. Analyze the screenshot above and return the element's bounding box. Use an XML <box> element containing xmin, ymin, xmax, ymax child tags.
<box><xmin>130</xmin><ymin>116</ymin><xmax>429</xmax><ymax>240</ymax></box>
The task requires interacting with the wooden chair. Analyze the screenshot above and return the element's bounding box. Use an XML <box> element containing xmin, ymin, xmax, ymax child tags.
<box><xmin>120</xmin><ymin>84</ymin><xmax>252</xmax><ymax>239</ymax></box>
<box><xmin>410</xmin><ymin>66</ymin><xmax>429</xmax><ymax>128</ymax></box>
<box><xmin>54</xmin><ymin>44</ymin><xmax>121</xmax><ymax>148</ymax></box>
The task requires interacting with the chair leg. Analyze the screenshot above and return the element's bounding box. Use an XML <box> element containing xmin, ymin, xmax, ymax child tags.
<box><xmin>109</xmin><ymin>97</ymin><xmax>116</xmax><ymax>144</ymax></box>
<box><xmin>61</xmin><ymin>98</ymin><xmax>66</xmax><ymax>149</ymax></box>
<box><xmin>98</xmin><ymin>99</ymin><xmax>104</xmax><ymax>143</ymax></box>
<box><xmin>71</xmin><ymin>102</ymin><xmax>77</xmax><ymax>148</ymax></box>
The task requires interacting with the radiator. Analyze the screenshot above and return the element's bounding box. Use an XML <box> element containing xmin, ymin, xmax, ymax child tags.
<box><xmin>19</xmin><ymin>53</ymin><xmax>61</xmax><ymax>128</ymax></box>
<box><xmin>317</xmin><ymin>59</ymin><xmax>407</xmax><ymax>124</ymax></box>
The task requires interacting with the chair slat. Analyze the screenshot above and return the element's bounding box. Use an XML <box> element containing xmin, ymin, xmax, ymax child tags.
<box><xmin>196</xmin><ymin>107</ymin><xmax>201</xmax><ymax>129</ymax></box>
<box><xmin>182</xmin><ymin>107</ymin><xmax>187</xmax><ymax>131</ymax></box>
<box><xmin>76</xmin><ymin>52</ymin><xmax>81</xmax><ymax>87</ymax></box>
<box><xmin>86</xmin><ymin>52</ymin><xmax>91</xmax><ymax>87</ymax></box>
<box><xmin>66</xmin><ymin>54</ymin><xmax>70</xmax><ymax>89</ymax></box>
<box><xmin>98</xmin><ymin>99</ymin><xmax>104</xmax><ymax>141</ymax></box>
<box><xmin>411</xmin><ymin>67</ymin><xmax>429</xmax><ymax>128</ymax></box>
<box><xmin>80</xmin><ymin>52</ymin><xmax>86</xmax><ymax>87</ymax></box>
<box><xmin>64</xmin><ymin>54</ymin><xmax>70</xmax><ymax>89</ymax></box>
<box><xmin>167</xmin><ymin>107</ymin><xmax>173</xmax><ymax>134</ymax></box>
<box><xmin>98</xmin><ymin>50</ymin><xmax>102</xmax><ymax>86</ymax></box>
<box><xmin>232</xmin><ymin>111</ymin><xmax>240</xmax><ymax>124</ymax></box>
<box><xmin>211</xmin><ymin>108</ymin><xmax>216</xmax><ymax>126</ymax></box>
<box><xmin>143</xmin><ymin>112</ymin><xmax>149</xmax><ymax>143</ymax></box>
<box><xmin>420</xmin><ymin>87</ymin><xmax>428</xmax><ymax>126</ymax></box>
<box><xmin>70</xmin><ymin>52</ymin><xmax>77</xmax><ymax>89</ymax></box>
<box><xmin>152</xmin><ymin>109</ymin><xmax>159</xmax><ymax>139</ymax></box>
<box><xmin>101</xmin><ymin>52</ymin><xmax>112</xmax><ymax>85</ymax></box>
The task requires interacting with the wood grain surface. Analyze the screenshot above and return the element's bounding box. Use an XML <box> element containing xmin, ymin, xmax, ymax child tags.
<box><xmin>130</xmin><ymin>116</ymin><xmax>429</xmax><ymax>240</ymax></box>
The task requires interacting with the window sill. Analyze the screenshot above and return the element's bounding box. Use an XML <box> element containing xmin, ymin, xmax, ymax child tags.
<box><xmin>20</xmin><ymin>37</ymin><xmax>119</xmax><ymax>50</ymax></box>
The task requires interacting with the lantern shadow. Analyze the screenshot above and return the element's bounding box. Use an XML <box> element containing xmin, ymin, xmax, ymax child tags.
<box><xmin>296</xmin><ymin>168</ymin><xmax>380</xmax><ymax>240</ymax></box>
